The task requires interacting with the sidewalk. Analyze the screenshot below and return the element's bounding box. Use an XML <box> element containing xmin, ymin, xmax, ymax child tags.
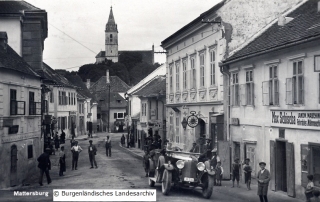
<box><xmin>122</xmin><ymin>146</ymin><xmax>303</xmax><ymax>202</ymax></box>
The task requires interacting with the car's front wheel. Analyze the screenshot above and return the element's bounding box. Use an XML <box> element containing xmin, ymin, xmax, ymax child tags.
<box><xmin>162</xmin><ymin>169</ymin><xmax>172</xmax><ymax>195</ymax></box>
<box><xmin>202</xmin><ymin>175</ymin><xmax>214</xmax><ymax>199</ymax></box>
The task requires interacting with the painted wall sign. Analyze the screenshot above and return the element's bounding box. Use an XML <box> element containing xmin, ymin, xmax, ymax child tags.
<box><xmin>231</xmin><ymin>118</ymin><xmax>239</xmax><ymax>125</ymax></box>
<box><xmin>271</xmin><ymin>110</ymin><xmax>320</xmax><ymax>130</ymax></box>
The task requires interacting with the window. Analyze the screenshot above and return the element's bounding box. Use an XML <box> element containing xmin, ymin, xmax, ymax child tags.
<box><xmin>60</xmin><ymin>117</ymin><xmax>66</xmax><ymax>130</ymax></box>
<box><xmin>182</xmin><ymin>60</ymin><xmax>187</xmax><ymax>90</ymax></box>
<box><xmin>200</xmin><ymin>54</ymin><xmax>205</xmax><ymax>87</ymax></box>
<box><xmin>110</xmin><ymin>34</ymin><xmax>113</xmax><ymax>42</ymax></box>
<box><xmin>28</xmin><ymin>91</ymin><xmax>41</xmax><ymax>115</ymax></box>
<box><xmin>175</xmin><ymin>116</ymin><xmax>180</xmax><ymax>143</ymax></box>
<box><xmin>10</xmin><ymin>89</ymin><xmax>25</xmax><ymax>115</ymax></box>
<box><xmin>114</xmin><ymin>113</ymin><xmax>117</xmax><ymax>119</ymax></box>
<box><xmin>286</xmin><ymin>60</ymin><xmax>304</xmax><ymax>105</ymax></box>
<box><xmin>210</xmin><ymin>50</ymin><xmax>216</xmax><ymax>86</ymax></box>
<box><xmin>169</xmin><ymin>64</ymin><xmax>173</xmax><ymax>93</ymax></box>
<box><xmin>27</xmin><ymin>145</ymin><xmax>33</xmax><ymax>159</ymax></box>
<box><xmin>118</xmin><ymin>113</ymin><xmax>124</xmax><ymax>119</ymax></box>
<box><xmin>68</xmin><ymin>92</ymin><xmax>71</xmax><ymax>105</ymax></box>
<box><xmin>176</xmin><ymin>62</ymin><xmax>180</xmax><ymax>91</ymax></box>
<box><xmin>231</xmin><ymin>72</ymin><xmax>239</xmax><ymax>106</ymax></box>
<box><xmin>269</xmin><ymin>66</ymin><xmax>279</xmax><ymax>105</ymax></box>
<box><xmin>141</xmin><ymin>103</ymin><xmax>147</xmax><ymax>116</ymax></box>
<box><xmin>73</xmin><ymin>93</ymin><xmax>76</xmax><ymax>105</ymax></box>
<box><xmin>245</xmin><ymin>70</ymin><xmax>254</xmax><ymax>105</ymax></box>
<box><xmin>191</xmin><ymin>57</ymin><xmax>196</xmax><ymax>89</ymax></box>
<box><xmin>59</xmin><ymin>91</ymin><xmax>67</xmax><ymax>105</ymax></box>
<box><xmin>50</xmin><ymin>91</ymin><xmax>54</xmax><ymax>103</ymax></box>
<box><xmin>169</xmin><ymin>115</ymin><xmax>174</xmax><ymax>142</ymax></box>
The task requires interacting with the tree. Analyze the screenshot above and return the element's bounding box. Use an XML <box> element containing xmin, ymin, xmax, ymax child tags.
<box><xmin>119</xmin><ymin>52</ymin><xmax>143</xmax><ymax>72</ymax></box>
<box><xmin>110</xmin><ymin>63</ymin><xmax>130</xmax><ymax>84</ymax></box>
<box><xmin>129</xmin><ymin>62</ymin><xmax>156</xmax><ymax>85</ymax></box>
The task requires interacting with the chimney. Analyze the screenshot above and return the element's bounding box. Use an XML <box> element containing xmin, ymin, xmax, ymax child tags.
<box><xmin>278</xmin><ymin>15</ymin><xmax>294</xmax><ymax>26</ymax></box>
<box><xmin>86</xmin><ymin>79</ymin><xmax>90</xmax><ymax>89</ymax></box>
<box><xmin>106</xmin><ymin>69</ymin><xmax>110</xmax><ymax>84</ymax></box>
<box><xmin>0</xmin><ymin>32</ymin><xmax>8</xmax><ymax>53</ymax></box>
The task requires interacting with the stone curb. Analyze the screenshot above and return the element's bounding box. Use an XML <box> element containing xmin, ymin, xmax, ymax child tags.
<box><xmin>118</xmin><ymin>142</ymin><xmax>143</xmax><ymax>160</ymax></box>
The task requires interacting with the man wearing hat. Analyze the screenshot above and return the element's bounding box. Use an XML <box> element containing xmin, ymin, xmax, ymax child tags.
<box><xmin>59</xmin><ymin>145</ymin><xmax>66</xmax><ymax>176</ymax></box>
<box><xmin>105</xmin><ymin>136</ymin><xmax>112</xmax><ymax>157</ymax></box>
<box><xmin>37</xmin><ymin>148</ymin><xmax>52</xmax><ymax>186</ymax></box>
<box><xmin>88</xmin><ymin>140</ymin><xmax>98</xmax><ymax>169</ymax></box>
<box><xmin>71</xmin><ymin>141</ymin><xmax>83</xmax><ymax>170</ymax></box>
<box><xmin>257</xmin><ymin>161</ymin><xmax>270</xmax><ymax>202</ymax></box>
<box><xmin>210</xmin><ymin>148</ymin><xmax>221</xmax><ymax>186</ymax></box>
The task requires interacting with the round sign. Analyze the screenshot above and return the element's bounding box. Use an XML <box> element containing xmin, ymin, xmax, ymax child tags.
<box><xmin>187</xmin><ymin>115</ymin><xmax>199</xmax><ymax>128</ymax></box>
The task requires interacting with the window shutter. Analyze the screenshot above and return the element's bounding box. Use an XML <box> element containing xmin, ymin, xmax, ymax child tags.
<box><xmin>251</xmin><ymin>83</ymin><xmax>255</xmax><ymax>106</ymax></box>
<box><xmin>301</xmin><ymin>76</ymin><xmax>304</xmax><ymax>104</ymax></box>
<box><xmin>114</xmin><ymin>113</ymin><xmax>117</xmax><ymax>119</ymax></box>
<box><xmin>286</xmin><ymin>78</ymin><xmax>293</xmax><ymax>105</ymax></box>
<box><xmin>262</xmin><ymin>81</ymin><xmax>269</xmax><ymax>106</ymax></box>
<box><xmin>274</xmin><ymin>79</ymin><xmax>279</xmax><ymax>105</ymax></box>
<box><xmin>230</xmin><ymin>86</ymin><xmax>234</xmax><ymax>106</ymax></box>
<box><xmin>240</xmin><ymin>84</ymin><xmax>246</xmax><ymax>106</ymax></box>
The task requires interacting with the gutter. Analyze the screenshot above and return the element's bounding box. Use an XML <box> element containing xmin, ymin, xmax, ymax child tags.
<box><xmin>222</xmin><ymin>34</ymin><xmax>320</xmax><ymax>66</ymax></box>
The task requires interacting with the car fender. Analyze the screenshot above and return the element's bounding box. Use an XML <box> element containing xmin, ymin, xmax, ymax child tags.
<box><xmin>204</xmin><ymin>160</ymin><xmax>215</xmax><ymax>176</ymax></box>
<box><xmin>164</xmin><ymin>163</ymin><xmax>175</xmax><ymax>171</ymax></box>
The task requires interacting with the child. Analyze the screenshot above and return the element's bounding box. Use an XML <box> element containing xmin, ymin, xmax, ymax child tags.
<box><xmin>231</xmin><ymin>158</ymin><xmax>241</xmax><ymax>188</ymax></box>
<box><xmin>243</xmin><ymin>158</ymin><xmax>252</xmax><ymax>190</ymax></box>
<box><xmin>305</xmin><ymin>174</ymin><xmax>314</xmax><ymax>202</ymax></box>
<box><xmin>143</xmin><ymin>150</ymin><xmax>150</xmax><ymax>177</ymax></box>
<box><xmin>215</xmin><ymin>161</ymin><xmax>224</xmax><ymax>186</ymax></box>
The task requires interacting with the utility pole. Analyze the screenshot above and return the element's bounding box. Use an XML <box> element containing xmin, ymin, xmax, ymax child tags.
<box><xmin>107</xmin><ymin>69</ymin><xmax>111</xmax><ymax>133</ymax></box>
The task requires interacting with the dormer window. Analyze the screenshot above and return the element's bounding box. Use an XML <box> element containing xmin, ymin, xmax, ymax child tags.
<box><xmin>117</xmin><ymin>99</ymin><xmax>122</xmax><ymax>103</ymax></box>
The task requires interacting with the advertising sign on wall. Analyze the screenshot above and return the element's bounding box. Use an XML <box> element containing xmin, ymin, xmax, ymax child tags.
<box><xmin>271</xmin><ymin>110</ymin><xmax>320</xmax><ymax>130</ymax></box>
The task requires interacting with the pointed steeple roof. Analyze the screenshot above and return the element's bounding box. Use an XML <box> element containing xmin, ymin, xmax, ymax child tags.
<box><xmin>106</xmin><ymin>6</ymin><xmax>118</xmax><ymax>32</ymax></box>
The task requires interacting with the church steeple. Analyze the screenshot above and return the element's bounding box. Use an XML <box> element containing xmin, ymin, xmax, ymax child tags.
<box><xmin>106</xmin><ymin>7</ymin><xmax>118</xmax><ymax>32</ymax></box>
<box><xmin>105</xmin><ymin>6</ymin><xmax>118</xmax><ymax>62</ymax></box>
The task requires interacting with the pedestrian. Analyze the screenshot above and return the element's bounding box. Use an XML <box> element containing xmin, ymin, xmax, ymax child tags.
<box><xmin>243</xmin><ymin>158</ymin><xmax>252</xmax><ymax>190</ymax></box>
<box><xmin>105</xmin><ymin>136</ymin><xmax>112</xmax><ymax>157</ymax></box>
<box><xmin>37</xmin><ymin>148</ymin><xmax>52</xmax><ymax>186</ymax></box>
<box><xmin>88</xmin><ymin>140</ymin><xmax>98</xmax><ymax>169</ymax></box>
<box><xmin>215</xmin><ymin>161</ymin><xmax>223</xmax><ymax>186</ymax></box>
<box><xmin>257</xmin><ymin>161</ymin><xmax>270</xmax><ymax>202</ymax></box>
<box><xmin>130</xmin><ymin>134</ymin><xmax>134</xmax><ymax>148</ymax></box>
<box><xmin>121</xmin><ymin>134</ymin><xmax>125</xmax><ymax>147</ymax></box>
<box><xmin>210</xmin><ymin>148</ymin><xmax>220</xmax><ymax>186</ymax></box>
<box><xmin>231</xmin><ymin>158</ymin><xmax>241</xmax><ymax>188</ymax></box>
<box><xmin>143</xmin><ymin>149</ymin><xmax>150</xmax><ymax>177</ymax></box>
<box><xmin>71</xmin><ymin>141</ymin><xmax>83</xmax><ymax>170</ymax></box>
<box><xmin>305</xmin><ymin>174</ymin><xmax>315</xmax><ymax>202</ymax></box>
<box><xmin>312</xmin><ymin>190</ymin><xmax>320</xmax><ymax>202</ymax></box>
<box><xmin>126</xmin><ymin>133</ymin><xmax>129</xmax><ymax>148</ymax></box>
<box><xmin>60</xmin><ymin>129</ymin><xmax>66</xmax><ymax>144</ymax></box>
<box><xmin>70</xmin><ymin>136</ymin><xmax>76</xmax><ymax>148</ymax></box>
<box><xmin>59</xmin><ymin>145</ymin><xmax>66</xmax><ymax>176</ymax></box>
<box><xmin>54</xmin><ymin>133</ymin><xmax>60</xmax><ymax>152</ymax></box>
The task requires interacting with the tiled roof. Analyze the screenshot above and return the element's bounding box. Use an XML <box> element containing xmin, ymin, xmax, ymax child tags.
<box><xmin>225</xmin><ymin>0</ymin><xmax>319</xmax><ymax>63</ymax></box>
<box><xmin>90</xmin><ymin>75</ymin><xmax>130</xmax><ymax>93</ymax></box>
<box><xmin>133</xmin><ymin>76</ymin><xmax>166</xmax><ymax>97</ymax></box>
<box><xmin>0</xmin><ymin>44</ymin><xmax>39</xmax><ymax>77</ymax></box>
<box><xmin>42</xmin><ymin>63</ymin><xmax>74</xmax><ymax>88</ymax></box>
<box><xmin>0</xmin><ymin>1</ymin><xmax>40</xmax><ymax>14</ymax></box>
<box><xmin>95</xmin><ymin>91</ymin><xmax>127</xmax><ymax>110</ymax></box>
<box><xmin>119</xmin><ymin>50</ymin><xmax>154</xmax><ymax>65</ymax></box>
<box><xmin>95</xmin><ymin>51</ymin><xmax>105</xmax><ymax>58</ymax></box>
<box><xmin>64</xmin><ymin>74</ymin><xmax>97</xmax><ymax>102</ymax></box>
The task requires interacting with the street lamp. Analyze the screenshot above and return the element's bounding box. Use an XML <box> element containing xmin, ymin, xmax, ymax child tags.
<box><xmin>181</xmin><ymin>117</ymin><xmax>188</xmax><ymax>130</ymax></box>
<box><xmin>107</xmin><ymin>69</ymin><xmax>111</xmax><ymax>133</ymax></box>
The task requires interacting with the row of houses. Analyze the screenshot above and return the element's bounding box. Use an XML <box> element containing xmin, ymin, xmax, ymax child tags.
<box><xmin>126</xmin><ymin>0</ymin><xmax>319</xmax><ymax>200</ymax></box>
<box><xmin>0</xmin><ymin>1</ymin><xmax>101</xmax><ymax>189</ymax></box>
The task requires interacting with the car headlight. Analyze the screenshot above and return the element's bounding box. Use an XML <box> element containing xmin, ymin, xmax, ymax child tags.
<box><xmin>176</xmin><ymin>160</ymin><xmax>185</xmax><ymax>169</ymax></box>
<box><xmin>197</xmin><ymin>162</ymin><xmax>205</xmax><ymax>171</ymax></box>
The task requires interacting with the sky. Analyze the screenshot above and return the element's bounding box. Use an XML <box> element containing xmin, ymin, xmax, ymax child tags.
<box><xmin>27</xmin><ymin>0</ymin><xmax>221</xmax><ymax>71</ymax></box>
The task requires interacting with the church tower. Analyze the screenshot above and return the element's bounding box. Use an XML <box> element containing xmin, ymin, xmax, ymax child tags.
<box><xmin>105</xmin><ymin>7</ymin><xmax>118</xmax><ymax>62</ymax></box>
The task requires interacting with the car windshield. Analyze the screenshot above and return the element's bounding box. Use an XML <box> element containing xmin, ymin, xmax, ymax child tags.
<box><xmin>165</xmin><ymin>141</ymin><xmax>201</xmax><ymax>154</ymax></box>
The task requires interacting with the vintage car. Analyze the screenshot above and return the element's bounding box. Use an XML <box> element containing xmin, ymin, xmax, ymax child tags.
<box><xmin>147</xmin><ymin>146</ymin><xmax>215</xmax><ymax>199</ymax></box>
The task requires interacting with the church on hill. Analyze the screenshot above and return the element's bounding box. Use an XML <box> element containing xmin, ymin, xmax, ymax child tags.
<box><xmin>95</xmin><ymin>7</ymin><xmax>154</xmax><ymax>65</ymax></box>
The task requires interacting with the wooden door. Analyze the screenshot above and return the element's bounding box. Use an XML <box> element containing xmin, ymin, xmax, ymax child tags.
<box><xmin>270</xmin><ymin>140</ymin><xmax>276</xmax><ymax>191</ymax></box>
<box><xmin>286</xmin><ymin>142</ymin><xmax>295</xmax><ymax>197</ymax></box>
<box><xmin>218</xmin><ymin>141</ymin><xmax>230</xmax><ymax>179</ymax></box>
<box><xmin>211</xmin><ymin>123</ymin><xmax>217</xmax><ymax>149</ymax></box>
<box><xmin>10</xmin><ymin>145</ymin><xmax>18</xmax><ymax>186</ymax></box>
<box><xmin>246</xmin><ymin>144</ymin><xmax>256</xmax><ymax>178</ymax></box>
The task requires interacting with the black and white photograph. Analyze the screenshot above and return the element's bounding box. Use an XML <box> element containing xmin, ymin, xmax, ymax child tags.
<box><xmin>0</xmin><ymin>0</ymin><xmax>318</xmax><ymax>201</ymax></box>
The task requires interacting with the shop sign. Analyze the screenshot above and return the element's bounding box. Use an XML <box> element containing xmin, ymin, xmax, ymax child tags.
<box><xmin>271</xmin><ymin>110</ymin><xmax>320</xmax><ymax>130</ymax></box>
<box><xmin>69</xmin><ymin>111</ymin><xmax>77</xmax><ymax>116</ymax></box>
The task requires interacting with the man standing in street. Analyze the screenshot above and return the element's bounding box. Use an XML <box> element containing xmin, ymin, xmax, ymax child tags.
<box><xmin>257</xmin><ymin>162</ymin><xmax>270</xmax><ymax>202</ymax></box>
<box><xmin>88</xmin><ymin>140</ymin><xmax>98</xmax><ymax>169</ymax></box>
<box><xmin>37</xmin><ymin>148</ymin><xmax>52</xmax><ymax>186</ymax></box>
<box><xmin>210</xmin><ymin>148</ymin><xmax>221</xmax><ymax>186</ymax></box>
<box><xmin>71</xmin><ymin>141</ymin><xmax>83</xmax><ymax>170</ymax></box>
<box><xmin>105</xmin><ymin>136</ymin><xmax>112</xmax><ymax>157</ymax></box>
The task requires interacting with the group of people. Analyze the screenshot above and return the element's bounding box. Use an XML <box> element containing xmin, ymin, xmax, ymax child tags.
<box><xmin>37</xmin><ymin>133</ymin><xmax>114</xmax><ymax>186</ymax></box>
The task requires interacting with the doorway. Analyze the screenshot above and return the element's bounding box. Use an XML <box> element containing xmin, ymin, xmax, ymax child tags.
<box><xmin>276</xmin><ymin>140</ymin><xmax>287</xmax><ymax>192</ymax></box>
<box><xmin>234</xmin><ymin>142</ymin><xmax>240</xmax><ymax>160</ymax></box>
<box><xmin>10</xmin><ymin>145</ymin><xmax>18</xmax><ymax>187</ymax></box>
<box><xmin>245</xmin><ymin>144</ymin><xmax>256</xmax><ymax>178</ymax></box>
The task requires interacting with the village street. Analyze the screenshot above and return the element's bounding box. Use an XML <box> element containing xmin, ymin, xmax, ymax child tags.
<box><xmin>0</xmin><ymin>132</ymin><xmax>302</xmax><ymax>202</ymax></box>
